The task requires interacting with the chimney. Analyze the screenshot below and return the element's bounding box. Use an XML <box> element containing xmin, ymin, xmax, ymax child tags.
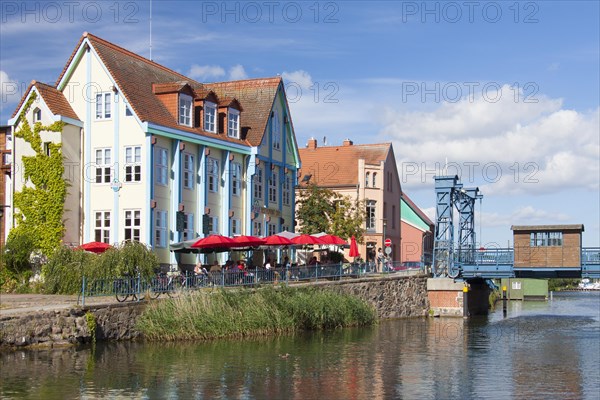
<box><xmin>343</xmin><ymin>138</ymin><xmax>353</xmax><ymax>146</ymax></box>
<box><xmin>307</xmin><ymin>137</ymin><xmax>318</xmax><ymax>149</ymax></box>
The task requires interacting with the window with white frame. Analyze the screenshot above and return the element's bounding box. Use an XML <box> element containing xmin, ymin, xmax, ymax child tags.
<box><xmin>95</xmin><ymin>148</ymin><xmax>112</xmax><ymax>183</ymax></box>
<box><xmin>231</xmin><ymin>218</ymin><xmax>241</xmax><ymax>235</ymax></box>
<box><xmin>366</xmin><ymin>200</ymin><xmax>376</xmax><ymax>230</ymax></box>
<box><xmin>125</xmin><ymin>146</ymin><xmax>141</xmax><ymax>182</ymax></box>
<box><xmin>207</xmin><ymin>157</ymin><xmax>219</xmax><ymax>192</ymax></box>
<box><xmin>254</xmin><ymin>167</ymin><xmax>263</xmax><ymax>200</ymax></box>
<box><xmin>268</xmin><ymin>169</ymin><xmax>278</xmax><ymax>203</ymax></box>
<box><xmin>253</xmin><ymin>220</ymin><xmax>262</xmax><ymax>237</ymax></box>
<box><xmin>268</xmin><ymin>223</ymin><xmax>276</xmax><ymax>236</ymax></box>
<box><xmin>33</xmin><ymin>108</ymin><xmax>41</xmax><ymax>122</ymax></box>
<box><xmin>283</xmin><ymin>174</ymin><xmax>291</xmax><ymax>206</ymax></box>
<box><xmin>208</xmin><ymin>216</ymin><xmax>219</xmax><ymax>234</ymax></box>
<box><xmin>94</xmin><ymin>211</ymin><xmax>110</xmax><ymax>243</ymax></box>
<box><xmin>95</xmin><ymin>92</ymin><xmax>112</xmax><ymax>119</ymax></box>
<box><xmin>179</xmin><ymin>94</ymin><xmax>192</xmax><ymax>126</ymax></box>
<box><xmin>204</xmin><ymin>101</ymin><xmax>216</xmax><ymax>133</ymax></box>
<box><xmin>183</xmin><ymin>153</ymin><xmax>194</xmax><ymax>189</ymax></box>
<box><xmin>365</xmin><ymin>172</ymin><xmax>370</xmax><ymax>188</ymax></box>
<box><xmin>184</xmin><ymin>213</ymin><xmax>194</xmax><ymax>240</ymax></box>
<box><xmin>372</xmin><ymin>172</ymin><xmax>377</xmax><ymax>188</ymax></box>
<box><xmin>124</xmin><ymin>209</ymin><xmax>141</xmax><ymax>241</ymax></box>
<box><xmin>155</xmin><ymin>147</ymin><xmax>168</xmax><ymax>186</ymax></box>
<box><xmin>272</xmin><ymin>112</ymin><xmax>281</xmax><ymax>150</ymax></box>
<box><xmin>530</xmin><ymin>231</ymin><xmax>563</xmax><ymax>247</ymax></box>
<box><xmin>227</xmin><ymin>109</ymin><xmax>240</xmax><ymax>138</ymax></box>
<box><xmin>512</xmin><ymin>281</ymin><xmax>522</xmax><ymax>290</ymax></box>
<box><xmin>155</xmin><ymin>210</ymin><xmax>167</xmax><ymax>248</ymax></box>
<box><xmin>231</xmin><ymin>162</ymin><xmax>242</xmax><ymax>196</ymax></box>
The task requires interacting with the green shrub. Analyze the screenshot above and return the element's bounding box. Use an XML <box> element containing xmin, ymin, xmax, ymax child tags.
<box><xmin>3</xmin><ymin>230</ymin><xmax>36</xmax><ymax>275</ymax></box>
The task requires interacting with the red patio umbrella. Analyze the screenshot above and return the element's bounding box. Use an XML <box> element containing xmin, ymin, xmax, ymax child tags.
<box><xmin>232</xmin><ymin>235</ymin><xmax>265</xmax><ymax>247</ymax></box>
<box><xmin>318</xmin><ymin>234</ymin><xmax>348</xmax><ymax>246</ymax></box>
<box><xmin>78</xmin><ymin>241</ymin><xmax>113</xmax><ymax>254</ymax></box>
<box><xmin>349</xmin><ymin>236</ymin><xmax>360</xmax><ymax>258</ymax></box>
<box><xmin>191</xmin><ymin>234</ymin><xmax>237</xmax><ymax>249</ymax></box>
<box><xmin>291</xmin><ymin>234</ymin><xmax>326</xmax><ymax>246</ymax></box>
<box><xmin>263</xmin><ymin>234</ymin><xmax>293</xmax><ymax>246</ymax></box>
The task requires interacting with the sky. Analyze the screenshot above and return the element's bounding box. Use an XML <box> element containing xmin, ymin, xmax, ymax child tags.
<box><xmin>1</xmin><ymin>1</ymin><xmax>599</xmax><ymax>247</ymax></box>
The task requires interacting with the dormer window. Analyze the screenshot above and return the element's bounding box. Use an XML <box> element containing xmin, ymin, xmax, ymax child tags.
<box><xmin>227</xmin><ymin>108</ymin><xmax>240</xmax><ymax>138</ymax></box>
<box><xmin>204</xmin><ymin>101</ymin><xmax>217</xmax><ymax>133</ymax></box>
<box><xmin>33</xmin><ymin>108</ymin><xmax>42</xmax><ymax>122</ymax></box>
<box><xmin>179</xmin><ymin>94</ymin><xmax>192</xmax><ymax>126</ymax></box>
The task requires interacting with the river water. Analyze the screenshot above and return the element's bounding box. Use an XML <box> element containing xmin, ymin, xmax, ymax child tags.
<box><xmin>1</xmin><ymin>291</ymin><xmax>599</xmax><ymax>399</ymax></box>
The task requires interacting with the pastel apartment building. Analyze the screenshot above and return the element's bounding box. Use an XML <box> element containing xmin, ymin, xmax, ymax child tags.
<box><xmin>5</xmin><ymin>32</ymin><xmax>300</xmax><ymax>268</ymax></box>
<box><xmin>297</xmin><ymin>139</ymin><xmax>402</xmax><ymax>262</ymax></box>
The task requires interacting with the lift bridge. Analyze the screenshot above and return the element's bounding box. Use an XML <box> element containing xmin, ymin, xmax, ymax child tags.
<box><xmin>432</xmin><ymin>175</ymin><xmax>600</xmax><ymax>280</ymax></box>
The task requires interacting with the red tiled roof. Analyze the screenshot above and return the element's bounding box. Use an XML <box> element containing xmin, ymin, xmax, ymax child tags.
<box><xmin>54</xmin><ymin>32</ymin><xmax>280</xmax><ymax>147</ymax></box>
<box><xmin>11</xmin><ymin>81</ymin><xmax>79</xmax><ymax>121</ymax></box>
<box><xmin>298</xmin><ymin>142</ymin><xmax>391</xmax><ymax>186</ymax></box>
<box><xmin>401</xmin><ymin>192</ymin><xmax>434</xmax><ymax>227</ymax></box>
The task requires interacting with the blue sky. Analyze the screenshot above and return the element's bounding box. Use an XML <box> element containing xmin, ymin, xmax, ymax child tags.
<box><xmin>1</xmin><ymin>1</ymin><xmax>599</xmax><ymax>247</ymax></box>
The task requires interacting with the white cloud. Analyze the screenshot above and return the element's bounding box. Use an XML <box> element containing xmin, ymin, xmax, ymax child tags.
<box><xmin>187</xmin><ymin>64</ymin><xmax>226</xmax><ymax>82</ymax></box>
<box><xmin>228</xmin><ymin>64</ymin><xmax>248</xmax><ymax>80</ymax></box>
<box><xmin>0</xmin><ymin>70</ymin><xmax>21</xmax><ymax>106</ymax></box>
<box><xmin>282</xmin><ymin>70</ymin><xmax>313</xmax><ymax>90</ymax></box>
<box><xmin>382</xmin><ymin>85</ymin><xmax>599</xmax><ymax>196</ymax></box>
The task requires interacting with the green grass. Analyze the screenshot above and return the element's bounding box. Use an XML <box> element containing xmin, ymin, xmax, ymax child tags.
<box><xmin>136</xmin><ymin>286</ymin><xmax>377</xmax><ymax>341</ymax></box>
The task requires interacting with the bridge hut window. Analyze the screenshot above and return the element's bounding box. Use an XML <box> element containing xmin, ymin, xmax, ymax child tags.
<box><xmin>530</xmin><ymin>231</ymin><xmax>563</xmax><ymax>247</ymax></box>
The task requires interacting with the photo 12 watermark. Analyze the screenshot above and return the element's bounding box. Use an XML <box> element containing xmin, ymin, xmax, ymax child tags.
<box><xmin>400</xmin><ymin>81</ymin><xmax>539</xmax><ymax>104</ymax></box>
<box><xmin>1</xmin><ymin>1</ymin><xmax>140</xmax><ymax>24</ymax></box>
<box><xmin>199</xmin><ymin>1</ymin><xmax>340</xmax><ymax>24</ymax></box>
<box><xmin>400</xmin><ymin>1</ymin><xmax>540</xmax><ymax>24</ymax></box>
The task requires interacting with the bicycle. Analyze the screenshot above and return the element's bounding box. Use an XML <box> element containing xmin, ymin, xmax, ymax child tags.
<box><xmin>149</xmin><ymin>273</ymin><xmax>175</xmax><ymax>299</ymax></box>
<box><xmin>114</xmin><ymin>275</ymin><xmax>145</xmax><ymax>302</ymax></box>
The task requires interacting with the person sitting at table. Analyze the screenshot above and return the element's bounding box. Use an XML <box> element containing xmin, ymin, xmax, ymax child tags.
<box><xmin>209</xmin><ymin>260</ymin><xmax>221</xmax><ymax>272</ymax></box>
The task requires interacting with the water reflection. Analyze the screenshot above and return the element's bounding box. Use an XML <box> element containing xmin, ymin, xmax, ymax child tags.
<box><xmin>1</xmin><ymin>292</ymin><xmax>598</xmax><ymax>399</ymax></box>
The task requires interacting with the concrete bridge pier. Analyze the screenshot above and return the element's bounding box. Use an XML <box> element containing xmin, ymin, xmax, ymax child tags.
<box><xmin>427</xmin><ymin>278</ymin><xmax>491</xmax><ymax>317</ymax></box>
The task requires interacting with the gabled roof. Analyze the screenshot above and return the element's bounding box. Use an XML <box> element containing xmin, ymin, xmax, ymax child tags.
<box><xmin>401</xmin><ymin>192</ymin><xmax>434</xmax><ymax>231</ymax></box>
<box><xmin>55</xmin><ymin>32</ymin><xmax>281</xmax><ymax>147</ymax></box>
<box><xmin>11</xmin><ymin>80</ymin><xmax>79</xmax><ymax>122</ymax></box>
<box><xmin>298</xmin><ymin>142</ymin><xmax>391</xmax><ymax>186</ymax></box>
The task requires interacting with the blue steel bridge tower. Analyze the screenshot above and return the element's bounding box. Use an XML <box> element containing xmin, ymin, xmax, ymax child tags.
<box><xmin>432</xmin><ymin>175</ymin><xmax>482</xmax><ymax>278</ymax></box>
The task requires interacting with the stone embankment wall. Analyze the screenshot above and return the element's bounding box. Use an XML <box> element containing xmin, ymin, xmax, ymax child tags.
<box><xmin>0</xmin><ymin>274</ymin><xmax>429</xmax><ymax>349</ymax></box>
<box><xmin>0</xmin><ymin>302</ymin><xmax>145</xmax><ymax>348</ymax></box>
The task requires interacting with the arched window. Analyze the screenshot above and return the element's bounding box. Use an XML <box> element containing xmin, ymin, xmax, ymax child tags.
<box><xmin>372</xmin><ymin>172</ymin><xmax>377</xmax><ymax>187</ymax></box>
<box><xmin>365</xmin><ymin>172</ymin><xmax>370</xmax><ymax>188</ymax></box>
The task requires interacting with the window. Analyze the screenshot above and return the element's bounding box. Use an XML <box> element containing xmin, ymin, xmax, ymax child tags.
<box><xmin>366</xmin><ymin>200</ymin><xmax>376</xmax><ymax>230</ymax></box>
<box><xmin>125</xmin><ymin>106</ymin><xmax>133</xmax><ymax>116</ymax></box>
<box><xmin>268</xmin><ymin>169</ymin><xmax>278</xmax><ymax>203</ymax></box>
<box><xmin>155</xmin><ymin>147</ymin><xmax>168</xmax><ymax>186</ymax></box>
<box><xmin>43</xmin><ymin>142</ymin><xmax>51</xmax><ymax>156</ymax></box>
<box><xmin>184</xmin><ymin>213</ymin><xmax>194</xmax><ymax>240</ymax></box>
<box><xmin>372</xmin><ymin>172</ymin><xmax>377</xmax><ymax>187</ymax></box>
<box><xmin>392</xmin><ymin>205</ymin><xmax>396</xmax><ymax>229</ymax></box>
<box><xmin>512</xmin><ymin>281</ymin><xmax>522</xmax><ymax>290</ymax></box>
<box><xmin>94</xmin><ymin>211</ymin><xmax>110</xmax><ymax>243</ymax></box>
<box><xmin>204</xmin><ymin>101</ymin><xmax>216</xmax><ymax>133</ymax></box>
<box><xmin>365</xmin><ymin>172</ymin><xmax>370</xmax><ymax>188</ymax></box>
<box><xmin>95</xmin><ymin>92</ymin><xmax>111</xmax><ymax>119</ymax></box>
<box><xmin>268</xmin><ymin>223</ymin><xmax>276</xmax><ymax>236</ymax></box>
<box><xmin>179</xmin><ymin>94</ymin><xmax>192</xmax><ymax>126</ymax></box>
<box><xmin>125</xmin><ymin>146</ymin><xmax>141</xmax><ymax>182</ymax></box>
<box><xmin>124</xmin><ymin>210</ymin><xmax>141</xmax><ymax>241</ymax></box>
<box><xmin>155</xmin><ymin>210</ymin><xmax>167</xmax><ymax>248</ymax></box>
<box><xmin>208</xmin><ymin>157</ymin><xmax>219</xmax><ymax>192</ymax></box>
<box><xmin>272</xmin><ymin>112</ymin><xmax>280</xmax><ymax>150</ymax></box>
<box><xmin>254</xmin><ymin>167</ymin><xmax>263</xmax><ymax>200</ymax></box>
<box><xmin>282</xmin><ymin>174</ymin><xmax>291</xmax><ymax>206</ymax></box>
<box><xmin>383</xmin><ymin>202</ymin><xmax>387</xmax><ymax>219</ymax></box>
<box><xmin>183</xmin><ymin>153</ymin><xmax>194</xmax><ymax>189</ymax></box>
<box><xmin>95</xmin><ymin>148</ymin><xmax>112</xmax><ymax>183</ymax></box>
<box><xmin>227</xmin><ymin>109</ymin><xmax>240</xmax><ymax>138</ymax></box>
<box><xmin>231</xmin><ymin>218</ymin><xmax>241</xmax><ymax>235</ymax></box>
<box><xmin>253</xmin><ymin>220</ymin><xmax>262</xmax><ymax>237</ymax></box>
<box><xmin>530</xmin><ymin>231</ymin><xmax>563</xmax><ymax>247</ymax></box>
<box><xmin>231</xmin><ymin>162</ymin><xmax>241</xmax><ymax>196</ymax></box>
<box><xmin>33</xmin><ymin>108</ymin><xmax>41</xmax><ymax>122</ymax></box>
<box><xmin>208</xmin><ymin>216</ymin><xmax>219</xmax><ymax>234</ymax></box>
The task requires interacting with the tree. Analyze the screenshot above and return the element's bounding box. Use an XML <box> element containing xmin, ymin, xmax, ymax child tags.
<box><xmin>296</xmin><ymin>183</ymin><xmax>366</xmax><ymax>242</ymax></box>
